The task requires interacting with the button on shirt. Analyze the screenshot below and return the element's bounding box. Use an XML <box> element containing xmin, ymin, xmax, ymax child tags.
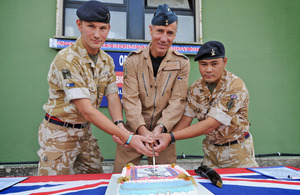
<box><xmin>43</xmin><ymin>37</ymin><xmax>118</xmax><ymax>124</ymax></box>
<box><xmin>184</xmin><ymin>70</ymin><xmax>250</xmax><ymax>145</ymax></box>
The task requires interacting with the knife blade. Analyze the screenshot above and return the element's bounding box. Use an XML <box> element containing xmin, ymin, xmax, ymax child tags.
<box><xmin>151</xmin><ymin>143</ymin><xmax>156</xmax><ymax>173</ymax></box>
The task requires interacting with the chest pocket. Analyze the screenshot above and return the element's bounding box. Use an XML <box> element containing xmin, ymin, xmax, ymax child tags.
<box><xmin>97</xmin><ymin>70</ymin><xmax>109</xmax><ymax>97</ymax></box>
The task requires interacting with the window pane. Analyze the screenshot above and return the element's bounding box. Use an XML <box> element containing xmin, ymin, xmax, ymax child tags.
<box><xmin>145</xmin><ymin>14</ymin><xmax>194</xmax><ymax>42</ymax></box>
<box><xmin>147</xmin><ymin>0</ymin><xmax>190</xmax><ymax>9</ymax></box>
<box><xmin>64</xmin><ymin>8</ymin><xmax>79</xmax><ymax>37</ymax></box>
<box><xmin>70</xmin><ymin>0</ymin><xmax>124</xmax><ymax>4</ymax></box>
<box><xmin>144</xmin><ymin>13</ymin><xmax>153</xmax><ymax>41</ymax></box>
<box><xmin>175</xmin><ymin>15</ymin><xmax>194</xmax><ymax>42</ymax></box>
<box><xmin>64</xmin><ymin>8</ymin><xmax>126</xmax><ymax>39</ymax></box>
<box><xmin>108</xmin><ymin>11</ymin><xmax>126</xmax><ymax>39</ymax></box>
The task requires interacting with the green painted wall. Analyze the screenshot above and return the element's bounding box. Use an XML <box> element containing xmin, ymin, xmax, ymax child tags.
<box><xmin>0</xmin><ymin>0</ymin><xmax>299</xmax><ymax>163</ymax></box>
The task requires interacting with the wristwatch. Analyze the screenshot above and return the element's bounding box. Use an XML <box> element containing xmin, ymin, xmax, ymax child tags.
<box><xmin>114</xmin><ymin>120</ymin><xmax>124</xmax><ymax>125</ymax></box>
<box><xmin>156</xmin><ymin>123</ymin><xmax>167</xmax><ymax>133</ymax></box>
<box><xmin>169</xmin><ymin>132</ymin><xmax>176</xmax><ymax>145</ymax></box>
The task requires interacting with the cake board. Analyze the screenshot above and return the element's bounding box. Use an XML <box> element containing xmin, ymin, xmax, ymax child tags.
<box><xmin>105</xmin><ymin>174</ymin><xmax>213</xmax><ymax>195</ymax></box>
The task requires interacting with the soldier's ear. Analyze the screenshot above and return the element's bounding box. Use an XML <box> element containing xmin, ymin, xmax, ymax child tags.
<box><xmin>76</xmin><ymin>19</ymin><xmax>82</xmax><ymax>32</ymax></box>
<box><xmin>223</xmin><ymin>57</ymin><xmax>227</xmax><ymax>68</ymax></box>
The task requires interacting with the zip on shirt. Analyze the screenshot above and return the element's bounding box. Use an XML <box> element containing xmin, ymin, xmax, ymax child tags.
<box><xmin>149</xmin><ymin>73</ymin><xmax>171</xmax><ymax>131</ymax></box>
<box><xmin>150</xmin><ymin>77</ymin><xmax>157</xmax><ymax>131</ymax></box>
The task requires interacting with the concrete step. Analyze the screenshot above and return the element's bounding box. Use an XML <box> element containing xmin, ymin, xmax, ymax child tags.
<box><xmin>1</xmin><ymin>157</ymin><xmax>300</xmax><ymax>177</ymax></box>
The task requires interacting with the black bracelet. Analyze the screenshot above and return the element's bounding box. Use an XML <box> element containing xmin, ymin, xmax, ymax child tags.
<box><xmin>114</xmin><ymin>120</ymin><xmax>124</xmax><ymax>125</ymax></box>
<box><xmin>169</xmin><ymin>132</ymin><xmax>176</xmax><ymax>146</ymax></box>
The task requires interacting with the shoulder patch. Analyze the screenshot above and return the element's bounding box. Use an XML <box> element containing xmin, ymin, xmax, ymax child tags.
<box><xmin>61</xmin><ymin>69</ymin><xmax>72</xmax><ymax>79</ymax></box>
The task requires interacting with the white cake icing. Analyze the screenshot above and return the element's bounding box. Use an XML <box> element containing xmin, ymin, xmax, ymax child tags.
<box><xmin>117</xmin><ymin>164</ymin><xmax>197</xmax><ymax>195</ymax></box>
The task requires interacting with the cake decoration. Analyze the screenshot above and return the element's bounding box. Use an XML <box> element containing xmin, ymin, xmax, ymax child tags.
<box><xmin>117</xmin><ymin>164</ymin><xmax>198</xmax><ymax>195</ymax></box>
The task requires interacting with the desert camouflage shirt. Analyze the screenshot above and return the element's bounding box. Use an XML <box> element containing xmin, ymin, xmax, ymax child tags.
<box><xmin>184</xmin><ymin>69</ymin><xmax>250</xmax><ymax>145</ymax></box>
<box><xmin>43</xmin><ymin>37</ymin><xmax>118</xmax><ymax>124</ymax></box>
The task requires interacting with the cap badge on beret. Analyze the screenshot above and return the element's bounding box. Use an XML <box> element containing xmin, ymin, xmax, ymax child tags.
<box><xmin>211</xmin><ymin>49</ymin><xmax>216</xmax><ymax>56</ymax></box>
<box><xmin>194</xmin><ymin>41</ymin><xmax>225</xmax><ymax>61</ymax></box>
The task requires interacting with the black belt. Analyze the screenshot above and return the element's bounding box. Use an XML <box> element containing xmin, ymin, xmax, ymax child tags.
<box><xmin>45</xmin><ymin>114</ymin><xmax>89</xmax><ymax>129</ymax></box>
<box><xmin>213</xmin><ymin>132</ymin><xmax>250</xmax><ymax>147</ymax></box>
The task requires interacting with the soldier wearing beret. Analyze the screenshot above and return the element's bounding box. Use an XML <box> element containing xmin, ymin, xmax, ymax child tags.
<box><xmin>155</xmin><ymin>41</ymin><xmax>258</xmax><ymax>168</ymax></box>
<box><xmin>37</xmin><ymin>1</ymin><xmax>153</xmax><ymax>176</ymax></box>
<box><xmin>112</xmin><ymin>4</ymin><xmax>190</xmax><ymax>173</ymax></box>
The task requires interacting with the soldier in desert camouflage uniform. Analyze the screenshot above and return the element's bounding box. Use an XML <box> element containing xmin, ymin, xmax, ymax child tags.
<box><xmin>155</xmin><ymin>41</ymin><xmax>258</xmax><ymax>168</ymax></box>
<box><xmin>38</xmin><ymin>1</ymin><xmax>153</xmax><ymax>176</ymax></box>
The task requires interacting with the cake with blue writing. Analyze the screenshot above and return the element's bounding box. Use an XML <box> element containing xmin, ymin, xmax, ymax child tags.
<box><xmin>117</xmin><ymin>164</ymin><xmax>197</xmax><ymax>195</ymax></box>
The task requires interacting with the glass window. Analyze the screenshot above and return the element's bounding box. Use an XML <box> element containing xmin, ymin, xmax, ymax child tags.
<box><xmin>70</xmin><ymin>0</ymin><xmax>124</xmax><ymax>4</ymax></box>
<box><xmin>147</xmin><ymin>0</ymin><xmax>190</xmax><ymax>9</ymax></box>
<box><xmin>144</xmin><ymin>14</ymin><xmax>194</xmax><ymax>42</ymax></box>
<box><xmin>64</xmin><ymin>9</ymin><xmax>126</xmax><ymax>39</ymax></box>
<box><xmin>60</xmin><ymin>0</ymin><xmax>199</xmax><ymax>43</ymax></box>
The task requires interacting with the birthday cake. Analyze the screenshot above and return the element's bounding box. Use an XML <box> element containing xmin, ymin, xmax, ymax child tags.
<box><xmin>117</xmin><ymin>164</ymin><xmax>197</xmax><ymax>195</ymax></box>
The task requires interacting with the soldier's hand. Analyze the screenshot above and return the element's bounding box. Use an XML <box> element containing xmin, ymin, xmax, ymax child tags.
<box><xmin>153</xmin><ymin>133</ymin><xmax>171</xmax><ymax>153</ymax></box>
<box><xmin>152</xmin><ymin>125</ymin><xmax>163</xmax><ymax>136</ymax></box>
<box><xmin>137</xmin><ymin>126</ymin><xmax>155</xmax><ymax>149</ymax></box>
<box><xmin>129</xmin><ymin>135</ymin><xmax>158</xmax><ymax>157</ymax></box>
<box><xmin>112</xmin><ymin>135</ymin><xmax>128</xmax><ymax>146</ymax></box>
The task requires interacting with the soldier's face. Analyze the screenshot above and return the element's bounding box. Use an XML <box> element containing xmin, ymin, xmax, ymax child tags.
<box><xmin>149</xmin><ymin>23</ymin><xmax>177</xmax><ymax>57</ymax></box>
<box><xmin>198</xmin><ymin>58</ymin><xmax>227</xmax><ymax>84</ymax></box>
<box><xmin>76</xmin><ymin>20</ymin><xmax>110</xmax><ymax>55</ymax></box>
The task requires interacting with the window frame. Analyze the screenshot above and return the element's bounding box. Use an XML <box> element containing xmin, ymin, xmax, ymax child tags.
<box><xmin>55</xmin><ymin>0</ymin><xmax>202</xmax><ymax>43</ymax></box>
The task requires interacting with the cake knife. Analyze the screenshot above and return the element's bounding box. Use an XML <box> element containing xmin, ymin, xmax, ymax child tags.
<box><xmin>151</xmin><ymin>143</ymin><xmax>156</xmax><ymax>173</ymax></box>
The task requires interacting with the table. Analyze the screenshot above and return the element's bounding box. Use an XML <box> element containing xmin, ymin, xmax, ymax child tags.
<box><xmin>1</xmin><ymin>167</ymin><xmax>300</xmax><ymax>194</ymax></box>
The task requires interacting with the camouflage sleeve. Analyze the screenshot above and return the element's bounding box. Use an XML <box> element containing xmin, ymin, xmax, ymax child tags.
<box><xmin>208</xmin><ymin>78</ymin><xmax>248</xmax><ymax>126</ymax></box>
<box><xmin>51</xmin><ymin>58</ymin><xmax>90</xmax><ymax>103</ymax></box>
<box><xmin>183</xmin><ymin>82</ymin><xmax>198</xmax><ymax>118</ymax></box>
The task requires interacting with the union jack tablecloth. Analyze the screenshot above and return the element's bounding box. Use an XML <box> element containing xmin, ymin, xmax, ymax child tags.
<box><xmin>1</xmin><ymin>167</ymin><xmax>299</xmax><ymax>194</ymax></box>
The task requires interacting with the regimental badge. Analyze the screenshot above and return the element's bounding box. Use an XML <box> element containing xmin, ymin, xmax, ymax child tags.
<box><xmin>226</xmin><ymin>94</ymin><xmax>237</xmax><ymax>111</ymax></box>
<box><xmin>211</xmin><ymin>49</ymin><xmax>216</xmax><ymax>56</ymax></box>
<box><xmin>62</xmin><ymin>69</ymin><xmax>72</xmax><ymax>79</ymax></box>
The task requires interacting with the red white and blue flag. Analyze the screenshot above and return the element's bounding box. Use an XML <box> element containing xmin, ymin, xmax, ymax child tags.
<box><xmin>194</xmin><ymin>167</ymin><xmax>300</xmax><ymax>195</ymax></box>
<box><xmin>1</xmin><ymin>167</ymin><xmax>300</xmax><ymax>194</ymax></box>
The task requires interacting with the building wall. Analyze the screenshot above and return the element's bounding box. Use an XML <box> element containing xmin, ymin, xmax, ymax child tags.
<box><xmin>0</xmin><ymin>0</ymin><xmax>299</xmax><ymax>163</ymax></box>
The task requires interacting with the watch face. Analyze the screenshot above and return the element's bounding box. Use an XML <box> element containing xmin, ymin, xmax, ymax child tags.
<box><xmin>157</xmin><ymin>123</ymin><xmax>166</xmax><ymax>132</ymax></box>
